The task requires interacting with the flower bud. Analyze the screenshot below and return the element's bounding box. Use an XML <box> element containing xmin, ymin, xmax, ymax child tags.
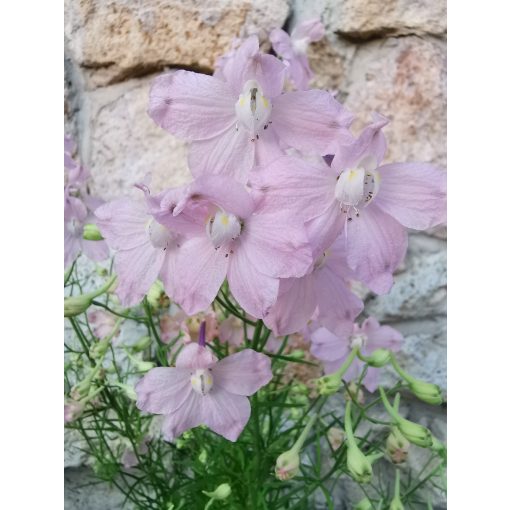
<box><xmin>354</xmin><ymin>498</ymin><xmax>373</xmax><ymax>510</ymax></box>
<box><xmin>327</xmin><ymin>427</ymin><xmax>345</xmax><ymax>451</ymax></box>
<box><xmin>132</xmin><ymin>336</ymin><xmax>152</xmax><ymax>352</ymax></box>
<box><xmin>346</xmin><ymin>443</ymin><xmax>373</xmax><ymax>483</ymax></box>
<box><xmin>364</xmin><ymin>348</ymin><xmax>391</xmax><ymax>367</ymax></box>
<box><xmin>397</xmin><ymin>418</ymin><xmax>432</xmax><ymax>448</ymax></box>
<box><xmin>64</xmin><ymin>276</ymin><xmax>117</xmax><ymax>317</ymax></box>
<box><xmin>203</xmin><ymin>483</ymin><xmax>232</xmax><ymax>501</ymax></box>
<box><xmin>64</xmin><ymin>400</ymin><xmax>84</xmax><ymax>423</ymax></box>
<box><xmin>275</xmin><ymin>449</ymin><xmax>301</xmax><ymax>481</ymax></box>
<box><xmin>430</xmin><ymin>436</ymin><xmax>447</xmax><ymax>460</ymax></box>
<box><xmin>344</xmin><ymin>381</ymin><xmax>365</xmax><ymax>405</ymax></box>
<box><xmin>389</xmin><ymin>469</ymin><xmax>404</xmax><ymax>510</ymax></box>
<box><xmin>83</xmin><ymin>223</ymin><xmax>104</xmax><ymax>241</ymax></box>
<box><xmin>147</xmin><ymin>280</ymin><xmax>170</xmax><ymax>310</ymax></box>
<box><xmin>290</xmin><ymin>349</ymin><xmax>305</xmax><ymax>359</ymax></box>
<box><xmin>408</xmin><ymin>379</ymin><xmax>443</xmax><ymax>405</ymax></box>
<box><xmin>386</xmin><ymin>427</ymin><xmax>410</xmax><ymax>464</ymax></box>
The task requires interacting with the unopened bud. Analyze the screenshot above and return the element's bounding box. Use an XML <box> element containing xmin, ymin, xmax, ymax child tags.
<box><xmin>290</xmin><ymin>349</ymin><xmax>305</xmax><ymax>359</ymax></box>
<box><xmin>346</xmin><ymin>443</ymin><xmax>373</xmax><ymax>483</ymax></box>
<box><xmin>327</xmin><ymin>427</ymin><xmax>345</xmax><ymax>451</ymax></box>
<box><xmin>408</xmin><ymin>379</ymin><xmax>443</xmax><ymax>405</ymax></box>
<box><xmin>354</xmin><ymin>498</ymin><xmax>373</xmax><ymax>510</ymax></box>
<box><xmin>316</xmin><ymin>347</ymin><xmax>359</xmax><ymax>395</ymax></box>
<box><xmin>147</xmin><ymin>280</ymin><xmax>170</xmax><ymax>310</ymax></box>
<box><xmin>363</xmin><ymin>348</ymin><xmax>391</xmax><ymax>367</ymax></box>
<box><xmin>344</xmin><ymin>381</ymin><xmax>365</xmax><ymax>405</ymax></box>
<box><xmin>133</xmin><ymin>336</ymin><xmax>152</xmax><ymax>352</ymax></box>
<box><xmin>64</xmin><ymin>400</ymin><xmax>84</xmax><ymax>423</ymax></box>
<box><xmin>386</xmin><ymin>427</ymin><xmax>410</xmax><ymax>464</ymax></box>
<box><xmin>430</xmin><ymin>436</ymin><xmax>447</xmax><ymax>460</ymax></box>
<box><xmin>275</xmin><ymin>448</ymin><xmax>301</xmax><ymax>481</ymax></box>
<box><xmin>396</xmin><ymin>418</ymin><xmax>432</xmax><ymax>448</ymax></box>
<box><xmin>203</xmin><ymin>483</ymin><xmax>232</xmax><ymax>501</ymax></box>
<box><xmin>64</xmin><ymin>276</ymin><xmax>117</xmax><ymax>317</ymax></box>
<box><xmin>83</xmin><ymin>223</ymin><xmax>104</xmax><ymax>241</ymax></box>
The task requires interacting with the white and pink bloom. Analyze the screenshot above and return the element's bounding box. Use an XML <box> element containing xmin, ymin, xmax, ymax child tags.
<box><xmin>270</xmin><ymin>18</ymin><xmax>325</xmax><ymax>90</ymax></box>
<box><xmin>148</xmin><ymin>35</ymin><xmax>352</xmax><ymax>182</ymax></box>
<box><xmin>310</xmin><ymin>317</ymin><xmax>403</xmax><ymax>392</ymax></box>
<box><xmin>136</xmin><ymin>323</ymin><xmax>272</xmax><ymax>442</ymax></box>
<box><xmin>251</xmin><ymin>113</ymin><xmax>446</xmax><ymax>294</ymax></box>
<box><xmin>155</xmin><ymin>175</ymin><xmax>313</xmax><ymax>318</ymax></box>
<box><xmin>87</xmin><ymin>309</ymin><xmax>120</xmax><ymax>341</ymax></box>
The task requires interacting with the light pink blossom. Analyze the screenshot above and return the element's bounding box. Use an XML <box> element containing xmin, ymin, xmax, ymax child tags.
<box><xmin>310</xmin><ymin>317</ymin><xmax>403</xmax><ymax>392</ymax></box>
<box><xmin>136</xmin><ymin>325</ymin><xmax>273</xmax><ymax>442</ymax></box>
<box><xmin>87</xmin><ymin>309</ymin><xmax>120</xmax><ymax>341</ymax></box>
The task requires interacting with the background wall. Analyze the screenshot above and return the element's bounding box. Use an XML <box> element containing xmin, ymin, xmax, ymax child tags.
<box><xmin>64</xmin><ymin>1</ymin><xmax>446</xmax><ymax>507</ymax></box>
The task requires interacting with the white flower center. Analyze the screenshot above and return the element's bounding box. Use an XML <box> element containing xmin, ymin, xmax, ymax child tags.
<box><xmin>334</xmin><ymin>161</ymin><xmax>380</xmax><ymax>220</ymax></box>
<box><xmin>235</xmin><ymin>80</ymin><xmax>272</xmax><ymax>141</ymax></box>
<box><xmin>350</xmin><ymin>333</ymin><xmax>367</xmax><ymax>350</ymax></box>
<box><xmin>292</xmin><ymin>37</ymin><xmax>308</xmax><ymax>55</ymax></box>
<box><xmin>146</xmin><ymin>219</ymin><xmax>175</xmax><ymax>250</ymax></box>
<box><xmin>207</xmin><ymin>211</ymin><xmax>242</xmax><ymax>249</ymax></box>
<box><xmin>313</xmin><ymin>249</ymin><xmax>331</xmax><ymax>271</ymax></box>
<box><xmin>190</xmin><ymin>368</ymin><xmax>213</xmax><ymax>395</ymax></box>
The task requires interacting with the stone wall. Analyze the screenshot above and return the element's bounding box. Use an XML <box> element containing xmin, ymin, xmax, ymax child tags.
<box><xmin>64</xmin><ymin>1</ymin><xmax>446</xmax><ymax>508</ymax></box>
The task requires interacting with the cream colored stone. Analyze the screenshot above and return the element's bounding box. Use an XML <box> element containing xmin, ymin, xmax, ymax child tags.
<box><xmin>79</xmin><ymin>74</ymin><xmax>192</xmax><ymax>201</ymax></box>
<box><xmin>65</xmin><ymin>0</ymin><xmax>289</xmax><ymax>87</ymax></box>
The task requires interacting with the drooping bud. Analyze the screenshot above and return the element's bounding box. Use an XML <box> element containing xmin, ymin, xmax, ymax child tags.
<box><xmin>408</xmin><ymin>379</ymin><xmax>443</xmax><ymax>405</ymax></box>
<box><xmin>147</xmin><ymin>280</ymin><xmax>170</xmax><ymax>310</ymax></box>
<box><xmin>83</xmin><ymin>223</ymin><xmax>104</xmax><ymax>241</ymax></box>
<box><xmin>64</xmin><ymin>275</ymin><xmax>117</xmax><ymax>317</ymax></box>
<box><xmin>344</xmin><ymin>400</ymin><xmax>373</xmax><ymax>483</ymax></box>
<box><xmin>203</xmin><ymin>483</ymin><xmax>232</xmax><ymax>503</ymax></box>
<box><xmin>362</xmin><ymin>348</ymin><xmax>392</xmax><ymax>367</ymax></box>
<box><xmin>275</xmin><ymin>414</ymin><xmax>317</xmax><ymax>481</ymax></box>
<box><xmin>316</xmin><ymin>346</ymin><xmax>360</xmax><ymax>395</ymax></box>
<box><xmin>389</xmin><ymin>470</ymin><xmax>405</xmax><ymax>510</ymax></box>
<box><xmin>386</xmin><ymin>427</ymin><xmax>411</xmax><ymax>464</ymax></box>
<box><xmin>327</xmin><ymin>427</ymin><xmax>345</xmax><ymax>451</ymax></box>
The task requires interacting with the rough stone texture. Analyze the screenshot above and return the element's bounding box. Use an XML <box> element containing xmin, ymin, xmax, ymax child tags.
<box><xmin>64</xmin><ymin>0</ymin><xmax>289</xmax><ymax>88</ymax></box>
<box><xmin>79</xmin><ymin>75</ymin><xmax>193</xmax><ymax>201</ymax></box>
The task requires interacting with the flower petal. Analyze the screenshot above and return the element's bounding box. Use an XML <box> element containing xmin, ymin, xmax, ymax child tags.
<box><xmin>148</xmin><ymin>71</ymin><xmax>236</xmax><ymax>140</ymax></box>
<box><xmin>213</xmin><ymin>349</ymin><xmax>272</xmax><ymax>396</ymax></box>
<box><xmin>272</xmin><ymin>90</ymin><xmax>354</xmax><ymax>154</ymax></box>
<box><xmin>189</xmin><ymin>126</ymin><xmax>255</xmax><ymax>183</ymax></box>
<box><xmin>310</xmin><ymin>325</ymin><xmax>351</xmax><ymax>361</ymax></box>
<box><xmin>175</xmin><ymin>343</ymin><xmax>218</xmax><ymax>369</ymax></box>
<box><xmin>344</xmin><ymin>204</ymin><xmax>408</xmax><ymax>294</ymax></box>
<box><xmin>202</xmin><ymin>390</ymin><xmax>251</xmax><ymax>441</ymax></box>
<box><xmin>135</xmin><ymin>367</ymin><xmax>192</xmax><ymax>414</ymax></box>
<box><xmin>361</xmin><ymin>317</ymin><xmax>403</xmax><ymax>353</ymax></box>
<box><xmin>161</xmin><ymin>391</ymin><xmax>204</xmax><ymax>441</ymax></box>
<box><xmin>173</xmin><ymin>236</ymin><xmax>229</xmax><ymax>315</ymax></box>
<box><xmin>375</xmin><ymin>163</ymin><xmax>447</xmax><ymax>230</ymax></box>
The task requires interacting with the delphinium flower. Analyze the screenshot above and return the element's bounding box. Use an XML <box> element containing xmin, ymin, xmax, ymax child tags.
<box><xmin>310</xmin><ymin>317</ymin><xmax>403</xmax><ymax>392</ymax></box>
<box><xmin>154</xmin><ymin>174</ymin><xmax>313</xmax><ymax>318</ymax></box>
<box><xmin>136</xmin><ymin>323</ymin><xmax>273</xmax><ymax>441</ymax></box>
<box><xmin>95</xmin><ymin>183</ymin><xmax>192</xmax><ymax>306</ymax></box>
<box><xmin>148</xmin><ymin>35</ymin><xmax>353</xmax><ymax>183</ymax></box>
<box><xmin>250</xmin><ymin>113</ymin><xmax>447</xmax><ymax>293</ymax></box>
<box><xmin>264</xmin><ymin>237</ymin><xmax>363</xmax><ymax>336</ymax></box>
<box><xmin>64</xmin><ymin>136</ymin><xmax>109</xmax><ymax>268</ymax></box>
<box><xmin>270</xmin><ymin>18</ymin><xmax>325</xmax><ymax>90</ymax></box>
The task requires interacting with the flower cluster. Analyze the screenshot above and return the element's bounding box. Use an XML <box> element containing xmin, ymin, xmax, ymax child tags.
<box><xmin>67</xmin><ymin>20</ymin><xmax>446</xmax><ymax>444</ymax></box>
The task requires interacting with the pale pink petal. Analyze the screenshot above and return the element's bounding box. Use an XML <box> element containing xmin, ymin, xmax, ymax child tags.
<box><xmin>344</xmin><ymin>204</ymin><xmax>408</xmax><ymax>294</ymax></box>
<box><xmin>175</xmin><ymin>343</ymin><xmax>218</xmax><ymax>369</ymax></box>
<box><xmin>270</xmin><ymin>28</ymin><xmax>294</xmax><ymax>59</ymax></box>
<box><xmin>227</xmin><ymin>241</ymin><xmax>279</xmax><ymax>318</ymax></box>
<box><xmin>64</xmin><ymin>228</ymin><xmax>81</xmax><ymax>268</ymax></box>
<box><xmin>202</xmin><ymin>390</ymin><xmax>251</xmax><ymax>441</ymax></box>
<box><xmin>254</xmin><ymin>125</ymin><xmax>286</xmax><ymax>168</ymax></box>
<box><xmin>272</xmin><ymin>90</ymin><xmax>354</xmax><ymax>154</ymax></box>
<box><xmin>310</xmin><ymin>325</ymin><xmax>351</xmax><ymax>361</ymax></box>
<box><xmin>158</xmin><ymin>246</ymin><xmax>179</xmax><ymax>298</ymax></box>
<box><xmin>81</xmin><ymin>239</ymin><xmax>109</xmax><ymax>262</ymax></box>
<box><xmin>148</xmin><ymin>71</ymin><xmax>236</xmax><ymax>140</ymax></box>
<box><xmin>361</xmin><ymin>317</ymin><xmax>403</xmax><ymax>353</ymax></box>
<box><xmin>264</xmin><ymin>274</ymin><xmax>317</xmax><ymax>336</ymax></box>
<box><xmin>173</xmin><ymin>236</ymin><xmax>229</xmax><ymax>315</ymax></box>
<box><xmin>189</xmin><ymin>126</ymin><xmax>255</xmax><ymax>183</ymax></box>
<box><xmin>242</xmin><ymin>211</ymin><xmax>313</xmax><ymax>279</ymax></box>
<box><xmin>221</xmin><ymin>35</ymin><xmax>260</xmax><ymax>95</ymax></box>
<box><xmin>114</xmin><ymin>243</ymin><xmax>165</xmax><ymax>306</ymax></box>
<box><xmin>375</xmin><ymin>163</ymin><xmax>447</xmax><ymax>230</ymax></box>
<box><xmin>292</xmin><ymin>18</ymin><xmax>325</xmax><ymax>41</ymax></box>
<box><xmin>135</xmin><ymin>367</ymin><xmax>192</xmax><ymax>414</ymax></box>
<box><xmin>305</xmin><ymin>202</ymin><xmax>345</xmax><ymax>258</ymax></box>
<box><xmin>331</xmin><ymin>113</ymin><xmax>389</xmax><ymax>171</ymax></box>
<box><xmin>288</xmin><ymin>54</ymin><xmax>313</xmax><ymax>90</ymax></box>
<box><xmin>95</xmin><ymin>199</ymin><xmax>148</xmax><ymax>251</ymax></box>
<box><xmin>161</xmin><ymin>391</ymin><xmax>204</xmax><ymax>441</ymax></box>
<box><xmin>212</xmin><ymin>349</ymin><xmax>272</xmax><ymax>396</ymax></box>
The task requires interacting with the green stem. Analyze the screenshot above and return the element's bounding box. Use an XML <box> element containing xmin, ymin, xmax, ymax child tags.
<box><xmin>379</xmin><ymin>388</ymin><xmax>401</xmax><ymax>422</ymax></box>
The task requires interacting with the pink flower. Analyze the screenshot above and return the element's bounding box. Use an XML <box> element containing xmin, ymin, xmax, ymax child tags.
<box><xmin>310</xmin><ymin>317</ymin><xmax>403</xmax><ymax>392</ymax></box>
<box><xmin>136</xmin><ymin>324</ymin><xmax>273</xmax><ymax>442</ymax></box>
<box><xmin>95</xmin><ymin>185</ymin><xmax>189</xmax><ymax>306</ymax></box>
<box><xmin>148</xmin><ymin>35</ymin><xmax>352</xmax><ymax>182</ymax></box>
<box><xmin>264</xmin><ymin>237</ymin><xmax>363</xmax><ymax>336</ymax></box>
<box><xmin>270</xmin><ymin>18</ymin><xmax>325</xmax><ymax>90</ymax></box>
<box><xmin>64</xmin><ymin>399</ymin><xmax>84</xmax><ymax>423</ymax></box>
<box><xmin>155</xmin><ymin>175</ymin><xmax>313</xmax><ymax>318</ymax></box>
<box><xmin>250</xmin><ymin>114</ymin><xmax>447</xmax><ymax>293</ymax></box>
